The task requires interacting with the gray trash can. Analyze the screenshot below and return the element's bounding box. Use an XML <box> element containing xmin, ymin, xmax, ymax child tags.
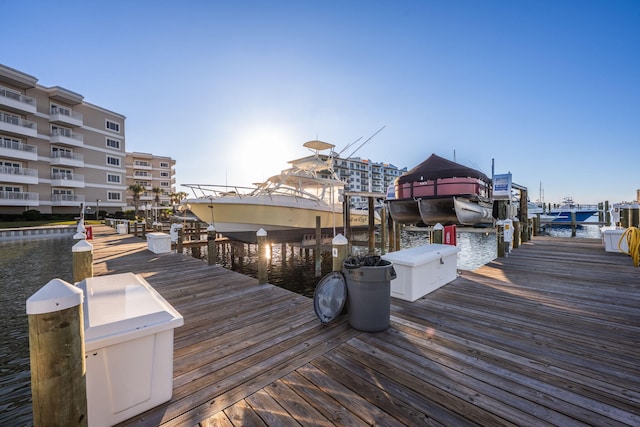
<box><xmin>343</xmin><ymin>256</ymin><xmax>396</xmax><ymax>332</ymax></box>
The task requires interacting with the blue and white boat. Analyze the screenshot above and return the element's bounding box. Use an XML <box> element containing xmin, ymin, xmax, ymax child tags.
<box><xmin>544</xmin><ymin>197</ymin><xmax>598</xmax><ymax>224</ymax></box>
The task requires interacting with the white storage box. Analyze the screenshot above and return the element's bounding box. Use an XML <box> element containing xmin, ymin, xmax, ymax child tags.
<box><xmin>77</xmin><ymin>273</ymin><xmax>183</xmax><ymax>427</ymax></box>
<box><xmin>603</xmin><ymin>228</ymin><xmax>628</xmax><ymax>253</ymax></box>
<box><xmin>116</xmin><ymin>223</ymin><xmax>127</xmax><ymax>234</ymax></box>
<box><xmin>147</xmin><ymin>232</ymin><xmax>172</xmax><ymax>254</ymax></box>
<box><xmin>382</xmin><ymin>243</ymin><xmax>460</xmax><ymax>302</ymax></box>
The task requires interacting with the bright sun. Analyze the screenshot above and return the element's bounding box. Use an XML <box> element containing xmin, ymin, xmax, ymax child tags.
<box><xmin>226</xmin><ymin>124</ymin><xmax>299</xmax><ymax>187</ymax></box>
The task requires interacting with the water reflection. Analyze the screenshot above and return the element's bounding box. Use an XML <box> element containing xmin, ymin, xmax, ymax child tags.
<box><xmin>0</xmin><ymin>237</ymin><xmax>73</xmax><ymax>425</ymax></box>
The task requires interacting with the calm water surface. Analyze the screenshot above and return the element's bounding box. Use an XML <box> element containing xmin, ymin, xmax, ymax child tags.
<box><xmin>0</xmin><ymin>237</ymin><xmax>74</xmax><ymax>426</ymax></box>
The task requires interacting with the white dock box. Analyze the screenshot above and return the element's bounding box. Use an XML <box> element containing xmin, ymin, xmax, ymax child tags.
<box><xmin>382</xmin><ymin>244</ymin><xmax>460</xmax><ymax>302</ymax></box>
<box><xmin>147</xmin><ymin>232</ymin><xmax>172</xmax><ymax>254</ymax></box>
<box><xmin>603</xmin><ymin>228</ymin><xmax>628</xmax><ymax>253</ymax></box>
<box><xmin>116</xmin><ymin>223</ymin><xmax>127</xmax><ymax>234</ymax></box>
<box><xmin>77</xmin><ymin>273</ymin><xmax>183</xmax><ymax>427</ymax></box>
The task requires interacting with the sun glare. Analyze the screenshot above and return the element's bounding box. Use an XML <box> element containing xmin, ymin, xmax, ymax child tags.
<box><xmin>227</xmin><ymin>125</ymin><xmax>299</xmax><ymax>186</ymax></box>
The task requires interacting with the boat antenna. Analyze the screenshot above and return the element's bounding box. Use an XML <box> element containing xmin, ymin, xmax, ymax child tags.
<box><xmin>345</xmin><ymin>125</ymin><xmax>386</xmax><ymax>159</ymax></box>
<box><xmin>336</xmin><ymin>136</ymin><xmax>363</xmax><ymax>157</ymax></box>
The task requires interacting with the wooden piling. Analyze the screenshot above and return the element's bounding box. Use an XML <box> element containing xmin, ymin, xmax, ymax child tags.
<box><xmin>72</xmin><ymin>240</ymin><xmax>93</xmax><ymax>283</ymax></box>
<box><xmin>315</xmin><ymin>216</ymin><xmax>322</xmax><ymax>277</ymax></box>
<box><xmin>332</xmin><ymin>234</ymin><xmax>348</xmax><ymax>272</ymax></box>
<box><xmin>177</xmin><ymin>226</ymin><xmax>184</xmax><ymax>254</ymax></box>
<box><xmin>27</xmin><ymin>279</ymin><xmax>87</xmax><ymax>427</ymax></box>
<box><xmin>432</xmin><ymin>223</ymin><xmax>444</xmax><ymax>244</ymax></box>
<box><xmin>207</xmin><ymin>225</ymin><xmax>217</xmax><ymax>266</ymax></box>
<box><xmin>496</xmin><ymin>222</ymin><xmax>505</xmax><ymax>258</ymax></box>
<box><xmin>571</xmin><ymin>211</ymin><xmax>577</xmax><ymax>237</ymax></box>
<box><xmin>368</xmin><ymin>197</ymin><xmax>375</xmax><ymax>254</ymax></box>
<box><xmin>533</xmin><ymin>214</ymin><xmax>540</xmax><ymax>236</ymax></box>
<box><xmin>257</xmin><ymin>228</ymin><xmax>268</xmax><ymax>284</ymax></box>
<box><xmin>379</xmin><ymin>205</ymin><xmax>387</xmax><ymax>254</ymax></box>
<box><xmin>394</xmin><ymin>222</ymin><xmax>402</xmax><ymax>252</ymax></box>
<box><xmin>513</xmin><ymin>219</ymin><xmax>520</xmax><ymax>249</ymax></box>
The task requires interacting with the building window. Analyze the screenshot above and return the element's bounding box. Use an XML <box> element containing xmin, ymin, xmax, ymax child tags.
<box><xmin>160</xmin><ymin>162</ymin><xmax>169</xmax><ymax>168</ymax></box>
<box><xmin>107</xmin><ymin>173</ymin><xmax>121</xmax><ymax>183</ymax></box>
<box><xmin>106</xmin><ymin>156</ymin><xmax>121</xmax><ymax>166</ymax></box>
<box><xmin>106</xmin><ymin>120</ymin><xmax>120</xmax><ymax>133</ymax></box>
<box><xmin>160</xmin><ymin>171</ymin><xmax>169</xmax><ymax>178</ymax></box>
<box><xmin>160</xmin><ymin>181</ymin><xmax>169</xmax><ymax>187</ymax></box>
<box><xmin>107</xmin><ymin>191</ymin><xmax>121</xmax><ymax>201</ymax></box>
<box><xmin>106</xmin><ymin>138</ymin><xmax>120</xmax><ymax>149</ymax></box>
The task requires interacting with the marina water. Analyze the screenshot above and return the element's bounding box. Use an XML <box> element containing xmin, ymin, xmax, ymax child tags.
<box><xmin>0</xmin><ymin>224</ymin><xmax>602</xmax><ymax>423</ymax></box>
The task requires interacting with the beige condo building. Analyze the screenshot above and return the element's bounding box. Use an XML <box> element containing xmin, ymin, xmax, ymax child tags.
<box><xmin>125</xmin><ymin>152</ymin><xmax>176</xmax><ymax>210</ymax></box>
<box><xmin>0</xmin><ymin>64</ymin><xmax>127</xmax><ymax>216</ymax></box>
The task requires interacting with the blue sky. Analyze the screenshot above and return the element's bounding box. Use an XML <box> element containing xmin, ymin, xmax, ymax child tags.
<box><xmin>4</xmin><ymin>0</ymin><xmax>639</xmax><ymax>204</ymax></box>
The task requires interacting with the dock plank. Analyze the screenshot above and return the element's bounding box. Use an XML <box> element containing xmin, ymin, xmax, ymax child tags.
<box><xmin>85</xmin><ymin>227</ymin><xmax>640</xmax><ymax>426</ymax></box>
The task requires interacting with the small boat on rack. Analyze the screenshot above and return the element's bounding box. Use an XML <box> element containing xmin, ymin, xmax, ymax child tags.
<box><xmin>183</xmin><ymin>140</ymin><xmax>371</xmax><ymax>243</ymax></box>
<box><xmin>386</xmin><ymin>153</ymin><xmax>493</xmax><ymax>226</ymax></box>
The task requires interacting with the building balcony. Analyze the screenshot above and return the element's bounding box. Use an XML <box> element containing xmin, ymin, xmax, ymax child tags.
<box><xmin>0</xmin><ymin>139</ymin><xmax>38</xmax><ymax>161</ymax></box>
<box><xmin>50</xmin><ymin>151</ymin><xmax>84</xmax><ymax>167</ymax></box>
<box><xmin>0</xmin><ymin>166</ymin><xmax>38</xmax><ymax>184</ymax></box>
<box><xmin>0</xmin><ymin>112</ymin><xmax>37</xmax><ymax>138</ymax></box>
<box><xmin>133</xmin><ymin>161</ymin><xmax>152</xmax><ymax>170</ymax></box>
<box><xmin>51</xmin><ymin>193</ymin><xmax>85</xmax><ymax>206</ymax></box>
<box><xmin>49</xmin><ymin>107</ymin><xmax>83</xmax><ymax>127</ymax></box>
<box><xmin>0</xmin><ymin>190</ymin><xmax>39</xmax><ymax>206</ymax></box>
<box><xmin>51</xmin><ymin>172</ymin><xmax>84</xmax><ymax>188</ymax></box>
<box><xmin>0</xmin><ymin>88</ymin><xmax>36</xmax><ymax>114</ymax></box>
<box><xmin>50</xmin><ymin>128</ymin><xmax>83</xmax><ymax>147</ymax></box>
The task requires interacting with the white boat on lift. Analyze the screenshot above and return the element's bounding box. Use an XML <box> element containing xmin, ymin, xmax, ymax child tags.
<box><xmin>184</xmin><ymin>140</ymin><xmax>371</xmax><ymax>243</ymax></box>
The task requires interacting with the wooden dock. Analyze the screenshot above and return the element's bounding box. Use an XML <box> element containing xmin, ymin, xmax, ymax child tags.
<box><xmin>87</xmin><ymin>226</ymin><xmax>640</xmax><ymax>426</ymax></box>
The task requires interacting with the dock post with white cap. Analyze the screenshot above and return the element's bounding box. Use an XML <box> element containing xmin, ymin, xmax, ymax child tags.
<box><xmin>431</xmin><ymin>223</ymin><xmax>444</xmax><ymax>244</ymax></box>
<box><xmin>72</xmin><ymin>239</ymin><xmax>93</xmax><ymax>283</ymax></box>
<box><xmin>332</xmin><ymin>233</ymin><xmax>348</xmax><ymax>272</ymax></box>
<box><xmin>27</xmin><ymin>279</ymin><xmax>87</xmax><ymax>427</ymax></box>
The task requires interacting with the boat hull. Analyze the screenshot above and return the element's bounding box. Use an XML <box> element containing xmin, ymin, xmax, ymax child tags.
<box><xmin>386</xmin><ymin>199</ymin><xmax>422</xmax><ymax>225</ymax></box>
<box><xmin>543</xmin><ymin>210</ymin><xmax>598</xmax><ymax>224</ymax></box>
<box><xmin>187</xmin><ymin>196</ymin><xmax>371</xmax><ymax>243</ymax></box>
<box><xmin>453</xmin><ymin>196</ymin><xmax>494</xmax><ymax>226</ymax></box>
<box><xmin>417</xmin><ymin>198</ymin><xmax>457</xmax><ymax>225</ymax></box>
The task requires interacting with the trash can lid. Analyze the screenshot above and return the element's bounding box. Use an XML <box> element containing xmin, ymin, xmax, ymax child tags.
<box><xmin>313</xmin><ymin>271</ymin><xmax>347</xmax><ymax>325</ymax></box>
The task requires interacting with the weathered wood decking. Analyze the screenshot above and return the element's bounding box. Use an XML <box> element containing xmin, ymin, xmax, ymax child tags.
<box><xmin>88</xmin><ymin>226</ymin><xmax>640</xmax><ymax>426</ymax></box>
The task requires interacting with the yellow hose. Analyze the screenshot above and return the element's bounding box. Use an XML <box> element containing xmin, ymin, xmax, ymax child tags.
<box><xmin>619</xmin><ymin>227</ymin><xmax>640</xmax><ymax>267</ymax></box>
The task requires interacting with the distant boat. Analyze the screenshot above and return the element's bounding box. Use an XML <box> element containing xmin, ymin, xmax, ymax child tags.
<box><xmin>183</xmin><ymin>140</ymin><xmax>372</xmax><ymax>243</ymax></box>
<box><xmin>386</xmin><ymin>153</ymin><xmax>493</xmax><ymax>226</ymax></box>
<box><xmin>544</xmin><ymin>197</ymin><xmax>598</xmax><ymax>223</ymax></box>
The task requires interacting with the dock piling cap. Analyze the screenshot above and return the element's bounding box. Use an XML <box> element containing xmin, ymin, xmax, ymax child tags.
<box><xmin>26</xmin><ymin>278</ymin><xmax>83</xmax><ymax>315</ymax></box>
<box><xmin>72</xmin><ymin>239</ymin><xmax>93</xmax><ymax>252</ymax></box>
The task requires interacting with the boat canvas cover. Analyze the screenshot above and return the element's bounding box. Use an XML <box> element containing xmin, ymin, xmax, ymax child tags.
<box><xmin>398</xmin><ymin>154</ymin><xmax>490</xmax><ymax>184</ymax></box>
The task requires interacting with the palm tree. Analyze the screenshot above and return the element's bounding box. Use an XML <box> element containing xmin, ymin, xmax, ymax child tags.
<box><xmin>128</xmin><ymin>184</ymin><xmax>145</xmax><ymax>217</ymax></box>
<box><xmin>169</xmin><ymin>191</ymin><xmax>188</xmax><ymax>207</ymax></box>
<box><xmin>151</xmin><ymin>187</ymin><xmax>162</xmax><ymax>207</ymax></box>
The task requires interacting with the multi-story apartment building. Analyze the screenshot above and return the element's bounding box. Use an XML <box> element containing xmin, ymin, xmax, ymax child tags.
<box><xmin>125</xmin><ymin>152</ymin><xmax>176</xmax><ymax>209</ymax></box>
<box><xmin>333</xmin><ymin>157</ymin><xmax>407</xmax><ymax>207</ymax></box>
<box><xmin>0</xmin><ymin>64</ymin><xmax>127</xmax><ymax>216</ymax></box>
<box><xmin>296</xmin><ymin>151</ymin><xmax>407</xmax><ymax>208</ymax></box>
